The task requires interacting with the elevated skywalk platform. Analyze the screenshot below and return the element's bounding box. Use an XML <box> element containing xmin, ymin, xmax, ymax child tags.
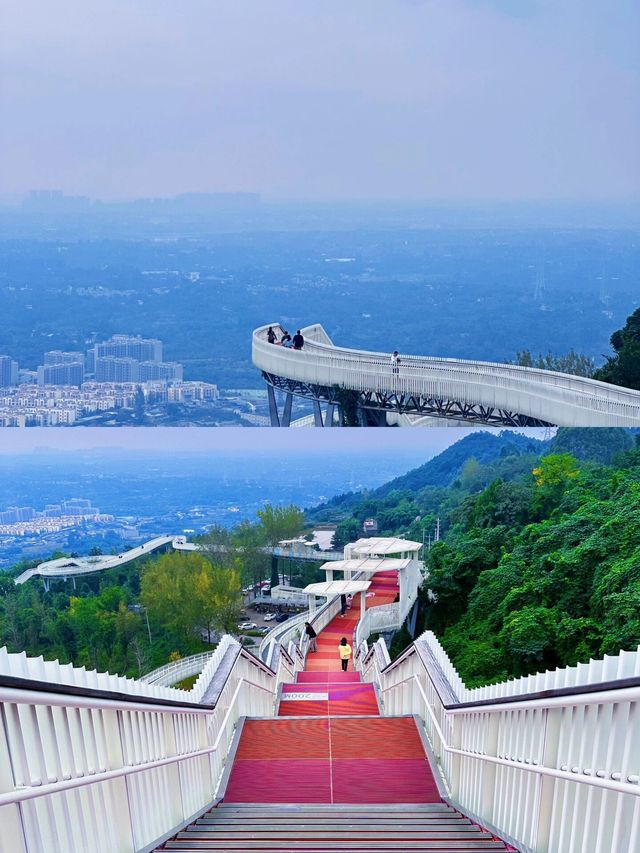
<box><xmin>253</xmin><ymin>322</ymin><xmax>640</xmax><ymax>427</ymax></box>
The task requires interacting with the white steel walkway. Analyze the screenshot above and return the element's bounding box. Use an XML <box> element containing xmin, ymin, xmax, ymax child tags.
<box><xmin>253</xmin><ymin>323</ymin><xmax>640</xmax><ymax>427</ymax></box>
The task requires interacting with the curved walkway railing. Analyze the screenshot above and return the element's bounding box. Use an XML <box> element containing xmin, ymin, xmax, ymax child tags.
<box><xmin>140</xmin><ymin>651</ymin><xmax>215</xmax><ymax>687</ymax></box>
<box><xmin>16</xmin><ymin>536</ymin><xmax>341</xmax><ymax>586</ymax></box>
<box><xmin>377</xmin><ymin>632</ymin><xmax>640</xmax><ymax>853</ymax></box>
<box><xmin>253</xmin><ymin>323</ymin><xmax>640</xmax><ymax>426</ymax></box>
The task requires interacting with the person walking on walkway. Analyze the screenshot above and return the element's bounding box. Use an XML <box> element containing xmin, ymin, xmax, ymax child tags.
<box><xmin>304</xmin><ymin>622</ymin><xmax>318</xmax><ymax>652</ymax></box>
<box><xmin>391</xmin><ymin>350</ymin><xmax>400</xmax><ymax>375</ymax></box>
<box><xmin>338</xmin><ymin>637</ymin><xmax>352</xmax><ymax>672</ymax></box>
<box><xmin>292</xmin><ymin>330</ymin><xmax>304</xmax><ymax>350</ymax></box>
<box><xmin>340</xmin><ymin>593</ymin><xmax>347</xmax><ymax>616</ymax></box>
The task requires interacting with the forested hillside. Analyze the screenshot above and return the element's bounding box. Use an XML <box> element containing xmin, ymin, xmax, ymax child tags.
<box><xmin>327</xmin><ymin>428</ymin><xmax>639</xmax><ymax>687</ymax></box>
<box><xmin>307</xmin><ymin>430</ymin><xmax>548</xmax><ymax>533</ymax></box>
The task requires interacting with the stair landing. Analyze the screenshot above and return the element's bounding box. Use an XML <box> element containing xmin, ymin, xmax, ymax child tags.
<box><xmin>223</xmin><ymin>716</ymin><xmax>440</xmax><ymax>804</ymax></box>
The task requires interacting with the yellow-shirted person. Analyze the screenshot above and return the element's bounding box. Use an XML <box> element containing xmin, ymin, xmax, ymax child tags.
<box><xmin>338</xmin><ymin>637</ymin><xmax>352</xmax><ymax>672</ymax></box>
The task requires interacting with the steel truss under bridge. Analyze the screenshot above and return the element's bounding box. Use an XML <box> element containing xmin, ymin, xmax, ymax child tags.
<box><xmin>263</xmin><ymin>372</ymin><xmax>554</xmax><ymax>428</ymax></box>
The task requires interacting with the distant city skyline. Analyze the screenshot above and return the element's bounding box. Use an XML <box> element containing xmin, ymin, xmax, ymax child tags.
<box><xmin>0</xmin><ymin>426</ymin><xmax>551</xmax><ymax>455</ymax></box>
<box><xmin>2</xmin><ymin>1</ymin><xmax>638</xmax><ymax>202</ymax></box>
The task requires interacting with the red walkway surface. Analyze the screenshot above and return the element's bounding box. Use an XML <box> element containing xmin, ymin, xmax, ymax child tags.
<box><xmin>305</xmin><ymin>570</ymin><xmax>399</xmax><ymax>674</ymax></box>
<box><xmin>223</xmin><ymin>569</ymin><xmax>443</xmax><ymax>804</ymax></box>
<box><xmin>224</xmin><ymin>716</ymin><xmax>440</xmax><ymax>803</ymax></box>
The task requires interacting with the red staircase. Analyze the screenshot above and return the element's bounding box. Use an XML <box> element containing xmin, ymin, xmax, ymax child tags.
<box><xmin>156</xmin><ymin>569</ymin><xmax>513</xmax><ymax>851</ymax></box>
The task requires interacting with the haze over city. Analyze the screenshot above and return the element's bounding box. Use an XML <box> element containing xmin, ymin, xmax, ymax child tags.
<box><xmin>2</xmin><ymin>0</ymin><xmax>639</xmax><ymax>203</ymax></box>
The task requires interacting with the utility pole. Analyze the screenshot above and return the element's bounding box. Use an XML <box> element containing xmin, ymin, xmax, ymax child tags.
<box><xmin>435</xmin><ymin>517</ymin><xmax>441</xmax><ymax>543</ymax></box>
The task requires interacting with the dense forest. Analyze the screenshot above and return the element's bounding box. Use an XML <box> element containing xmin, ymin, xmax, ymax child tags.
<box><xmin>312</xmin><ymin>427</ymin><xmax>640</xmax><ymax>687</ymax></box>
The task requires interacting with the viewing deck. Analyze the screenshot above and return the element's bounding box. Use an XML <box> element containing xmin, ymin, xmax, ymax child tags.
<box><xmin>252</xmin><ymin>322</ymin><xmax>640</xmax><ymax>427</ymax></box>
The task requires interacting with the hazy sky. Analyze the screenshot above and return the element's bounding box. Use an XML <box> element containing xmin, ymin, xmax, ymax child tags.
<box><xmin>0</xmin><ymin>427</ymin><xmax>547</xmax><ymax>455</ymax></box>
<box><xmin>2</xmin><ymin>0</ymin><xmax>638</xmax><ymax>202</ymax></box>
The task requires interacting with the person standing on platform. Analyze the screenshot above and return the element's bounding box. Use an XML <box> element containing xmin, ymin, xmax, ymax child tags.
<box><xmin>340</xmin><ymin>593</ymin><xmax>347</xmax><ymax>616</ymax></box>
<box><xmin>267</xmin><ymin>326</ymin><xmax>277</xmax><ymax>344</ymax></box>
<box><xmin>338</xmin><ymin>637</ymin><xmax>352</xmax><ymax>672</ymax></box>
<box><xmin>391</xmin><ymin>350</ymin><xmax>400</xmax><ymax>375</ymax></box>
<box><xmin>292</xmin><ymin>330</ymin><xmax>304</xmax><ymax>350</ymax></box>
<box><xmin>304</xmin><ymin>622</ymin><xmax>318</xmax><ymax>652</ymax></box>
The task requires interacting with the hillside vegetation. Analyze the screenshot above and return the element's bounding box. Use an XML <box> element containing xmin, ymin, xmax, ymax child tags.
<box><xmin>318</xmin><ymin>428</ymin><xmax>639</xmax><ymax>687</ymax></box>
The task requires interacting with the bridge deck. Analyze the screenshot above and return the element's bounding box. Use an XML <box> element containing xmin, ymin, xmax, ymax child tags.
<box><xmin>253</xmin><ymin>322</ymin><xmax>640</xmax><ymax>427</ymax></box>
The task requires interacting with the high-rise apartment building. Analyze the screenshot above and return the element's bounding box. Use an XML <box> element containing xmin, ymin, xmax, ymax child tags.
<box><xmin>44</xmin><ymin>351</ymin><xmax>86</xmax><ymax>368</ymax></box>
<box><xmin>94</xmin><ymin>335</ymin><xmax>163</xmax><ymax>363</ymax></box>
<box><xmin>137</xmin><ymin>361</ymin><xmax>184</xmax><ymax>382</ymax></box>
<box><xmin>94</xmin><ymin>357</ymin><xmax>140</xmax><ymax>382</ymax></box>
<box><xmin>0</xmin><ymin>356</ymin><xmax>19</xmax><ymax>387</ymax></box>
<box><xmin>37</xmin><ymin>362</ymin><xmax>85</xmax><ymax>387</ymax></box>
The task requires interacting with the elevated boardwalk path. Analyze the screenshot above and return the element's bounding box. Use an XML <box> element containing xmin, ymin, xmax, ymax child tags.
<box><xmin>14</xmin><ymin>535</ymin><xmax>342</xmax><ymax>587</ymax></box>
<box><xmin>157</xmin><ymin>566</ymin><xmax>513</xmax><ymax>851</ymax></box>
<box><xmin>253</xmin><ymin>322</ymin><xmax>640</xmax><ymax>427</ymax></box>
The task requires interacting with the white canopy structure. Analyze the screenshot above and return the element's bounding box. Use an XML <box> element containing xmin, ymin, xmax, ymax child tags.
<box><xmin>349</xmin><ymin>537</ymin><xmax>422</xmax><ymax>556</ymax></box>
<box><xmin>303</xmin><ymin>580</ymin><xmax>372</xmax><ymax>596</ymax></box>
<box><xmin>303</xmin><ymin>579</ymin><xmax>372</xmax><ymax>618</ymax></box>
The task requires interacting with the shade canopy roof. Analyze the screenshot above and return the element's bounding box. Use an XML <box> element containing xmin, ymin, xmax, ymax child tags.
<box><xmin>350</xmin><ymin>537</ymin><xmax>422</xmax><ymax>555</ymax></box>
<box><xmin>320</xmin><ymin>558</ymin><xmax>411</xmax><ymax>574</ymax></box>
<box><xmin>303</xmin><ymin>580</ymin><xmax>372</xmax><ymax>597</ymax></box>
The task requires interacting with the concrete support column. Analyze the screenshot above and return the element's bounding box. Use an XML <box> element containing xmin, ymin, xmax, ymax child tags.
<box><xmin>308</xmin><ymin>594</ymin><xmax>317</xmax><ymax>614</ymax></box>
<box><xmin>325</xmin><ymin>568</ymin><xmax>334</xmax><ymax>582</ymax></box>
<box><xmin>313</xmin><ymin>399</ymin><xmax>324</xmax><ymax>427</ymax></box>
<box><xmin>325</xmin><ymin>403</ymin><xmax>335</xmax><ymax>426</ymax></box>
<box><xmin>360</xmin><ymin>590</ymin><xmax>366</xmax><ymax>620</ymax></box>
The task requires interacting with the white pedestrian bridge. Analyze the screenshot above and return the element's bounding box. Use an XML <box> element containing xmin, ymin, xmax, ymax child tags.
<box><xmin>253</xmin><ymin>323</ymin><xmax>640</xmax><ymax>427</ymax></box>
<box><xmin>14</xmin><ymin>535</ymin><xmax>343</xmax><ymax>588</ymax></box>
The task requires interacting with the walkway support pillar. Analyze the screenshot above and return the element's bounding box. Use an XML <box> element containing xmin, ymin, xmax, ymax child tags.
<box><xmin>281</xmin><ymin>392</ymin><xmax>293</xmax><ymax>427</ymax></box>
<box><xmin>360</xmin><ymin>590</ymin><xmax>366</xmax><ymax>620</ymax></box>
<box><xmin>267</xmin><ymin>385</ymin><xmax>280</xmax><ymax>427</ymax></box>
<box><xmin>313</xmin><ymin>400</ymin><xmax>324</xmax><ymax>427</ymax></box>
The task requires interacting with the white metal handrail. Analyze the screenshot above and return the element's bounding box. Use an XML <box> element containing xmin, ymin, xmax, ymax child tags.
<box><xmin>0</xmin><ymin>677</ymin><xmax>275</xmax><ymax>808</ymax></box>
<box><xmin>382</xmin><ymin>674</ymin><xmax>640</xmax><ymax>798</ymax></box>
<box><xmin>0</xmin><ymin>642</ymin><xmax>278</xmax><ymax>853</ymax></box>
<box><xmin>140</xmin><ymin>651</ymin><xmax>214</xmax><ymax>686</ymax></box>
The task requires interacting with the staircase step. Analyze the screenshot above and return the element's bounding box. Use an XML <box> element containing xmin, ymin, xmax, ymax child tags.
<box><xmin>195</xmin><ymin>820</ymin><xmax>472</xmax><ymax>828</ymax></box>
<box><xmin>296</xmin><ymin>672</ymin><xmax>361</xmax><ymax>684</ymax></box>
<box><xmin>160</xmin><ymin>839</ymin><xmax>506</xmax><ymax>853</ymax></box>
<box><xmin>215</xmin><ymin>803</ymin><xmax>454</xmax><ymax>811</ymax></box>
<box><xmin>178</xmin><ymin>831</ymin><xmax>492</xmax><ymax>840</ymax></box>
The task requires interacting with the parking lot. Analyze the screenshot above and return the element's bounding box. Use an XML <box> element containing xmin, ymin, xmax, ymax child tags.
<box><xmin>235</xmin><ymin>590</ymin><xmax>306</xmax><ymax>645</ymax></box>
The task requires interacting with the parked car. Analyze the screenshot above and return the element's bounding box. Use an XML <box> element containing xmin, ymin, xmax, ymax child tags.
<box><xmin>263</xmin><ymin>613</ymin><xmax>276</xmax><ymax>621</ymax></box>
<box><xmin>237</xmin><ymin>622</ymin><xmax>257</xmax><ymax>631</ymax></box>
<box><xmin>275</xmin><ymin>613</ymin><xmax>290</xmax><ymax>623</ymax></box>
<box><xmin>257</xmin><ymin>626</ymin><xmax>271</xmax><ymax>635</ymax></box>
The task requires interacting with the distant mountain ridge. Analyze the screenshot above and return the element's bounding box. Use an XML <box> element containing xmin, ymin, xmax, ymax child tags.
<box><xmin>307</xmin><ymin>430</ymin><xmax>549</xmax><ymax>521</ymax></box>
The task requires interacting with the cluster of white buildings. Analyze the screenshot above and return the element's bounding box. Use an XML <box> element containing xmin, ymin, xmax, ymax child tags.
<box><xmin>0</xmin><ymin>513</ymin><xmax>114</xmax><ymax>536</ymax></box>
<box><xmin>0</xmin><ymin>499</ymin><xmax>114</xmax><ymax>536</ymax></box>
<box><xmin>0</xmin><ymin>335</ymin><xmax>221</xmax><ymax>425</ymax></box>
<box><xmin>0</xmin><ymin>380</ymin><xmax>219</xmax><ymax>426</ymax></box>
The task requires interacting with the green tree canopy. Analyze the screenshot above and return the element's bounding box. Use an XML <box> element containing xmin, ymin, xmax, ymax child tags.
<box><xmin>593</xmin><ymin>307</ymin><xmax>640</xmax><ymax>390</ymax></box>
<box><xmin>256</xmin><ymin>504</ymin><xmax>304</xmax><ymax>547</ymax></box>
